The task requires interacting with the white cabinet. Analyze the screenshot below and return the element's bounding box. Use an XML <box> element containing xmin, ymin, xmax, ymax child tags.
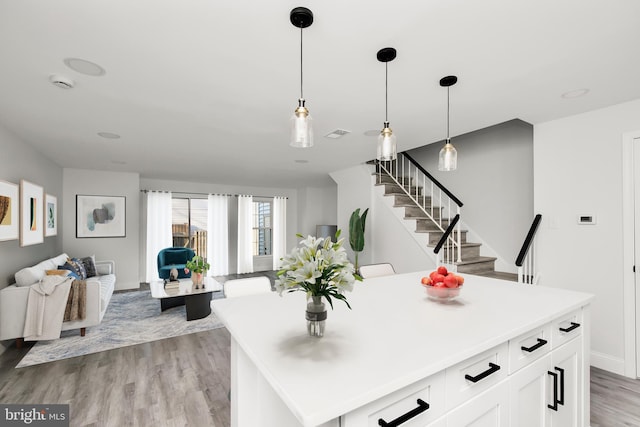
<box><xmin>549</xmin><ymin>336</ymin><xmax>583</xmax><ymax>427</ymax></box>
<box><xmin>446</xmin><ymin>381</ymin><xmax>510</xmax><ymax>427</ymax></box>
<box><xmin>509</xmin><ymin>353</ymin><xmax>552</xmax><ymax>427</ymax></box>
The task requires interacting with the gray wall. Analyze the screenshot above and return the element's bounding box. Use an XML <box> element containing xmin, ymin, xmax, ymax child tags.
<box><xmin>407</xmin><ymin>119</ymin><xmax>533</xmax><ymax>269</ymax></box>
<box><xmin>63</xmin><ymin>169</ymin><xmax>140</xmax><ymax>290</ymax></box>
<box><xmin>0</xmin><ymin>125</ymin><xmax>63</xmax><ymax>288</ymax></box>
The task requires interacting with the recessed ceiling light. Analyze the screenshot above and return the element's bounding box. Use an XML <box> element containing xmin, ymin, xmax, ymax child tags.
<box><xmin>63</xmin><ymin>58</ymin><xmax>106</xmax><ymax>76</ymax></box>
<box><xmin>325</xmin><ymin>129</ymin><xmax>350</xmax><ymax>139</ymax></box>
<box><xmin>97</xmin><ymin>132</ymin><xmax>121</xmax><ymax>139</ymax></box>
<box><xmin>295</xmin><ymin>159</ymin><xmax>309</xmax><ymax>164</ymax></box>
<box><xmin>561</xmin><ymin>88</ymin><xmax>589</xmax><ymax>99</ymax></box>
<box><xmin>364</xmin><ymin>129</ymin><xmax>380</xmax><ymax>137</ymax></box>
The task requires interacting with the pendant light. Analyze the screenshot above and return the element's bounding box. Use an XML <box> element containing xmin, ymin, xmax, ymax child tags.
<box><xmin>438</xmin><ymin>75</ymin><xmax>458</xmax><ymax>171</ymax></box>
<box><xmin>377</xmin><ymin>48</ymin><xmax>397</xmax><ymax>161</ymax></box>
<box><xmin>290</xmin><ymin>7</ymin><xmax>314</xmax><ymax>148</ymax></box>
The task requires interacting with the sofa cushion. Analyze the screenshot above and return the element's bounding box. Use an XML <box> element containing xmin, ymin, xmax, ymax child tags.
<box><xmin>59</xmin><ymin>259</ymin><xmax>85</xmax><ymax>280</ymax></box>
<box><xmin>46</xmin><ymin>269</ymin><xmax>71</xmax><ymax>277</ymax></box>
<box><xmin>164</xmin><ymin>250</ymin><xmax>189</xmax><ymax>265</ymax></box>
<box><xmin>81</xmin><ymin>255</ymin><xmax>97</xmax><ymax>278</ymax></box>
<box><xmin>15</xmin><ymin>266</ymin><xmax>45</xmax><ymax>287</ymax></box>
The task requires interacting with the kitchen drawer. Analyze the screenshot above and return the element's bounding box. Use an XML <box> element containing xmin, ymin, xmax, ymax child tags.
<box><xmin>445</xmin><ymin>342</ymin><xmax>509</xmax><ymax>410</ymax></box>
<box><xmin>552</xmin><ymin>308</ymin><xmax>583</xmax><ymax>348</ymax></box>
<box><xmin>343</xmin><ymin>371</ymin><xmax>445</xmax><ymax>427</ymax></box>
<box><xmin>508</xmin><ymin>323</ymin><xmax>552</xmax><ymax>373</ymax></box>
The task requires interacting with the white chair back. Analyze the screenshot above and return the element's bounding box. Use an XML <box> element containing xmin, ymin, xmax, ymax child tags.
<box><xmin>358</xmin><ymin>263</ymin><xmax>396</xmax><ymax>279</ymax></box>
<box><xmin>223</xmin><ymin>276</ymin><xmax>272</xmax><ymax>298</ymax></box>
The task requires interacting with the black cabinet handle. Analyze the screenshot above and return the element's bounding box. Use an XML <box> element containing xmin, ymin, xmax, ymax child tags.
<box><xmin>465</xmin><ymin>362</ymin><xmax>501</xmax><ymax>383</ymax></box>
<box><xmin>521</xmin><ymin>338</ymin><xmax>548</xmax><ymax>353</ymax></box>
<box><xmin>559</xmin><ymin>322</ymin><xmax>580</xmax><ymax>333</ymax></box>
<box><xmin>548</xmin><ymin>370</ymin><xmax>559</xmax><ymax>411</ymax></box>
<box><xmin>378</xmin><ymin>399</ymin><xmax>429</xmax><ymax>427</ymax></box>
<box><xmin>556</xmin><ymin>367</ymin><xmax>565</xmax><ymax>405</ymax></box>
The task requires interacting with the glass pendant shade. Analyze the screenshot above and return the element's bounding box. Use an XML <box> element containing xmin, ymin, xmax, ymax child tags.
<box><xmin>290</xmin><ymin>99</ymin><xmax>313</xmax><ymax>148</ymax></box>
<box><xmin>438</xmin><ymin>140</ymin><xmax>457</xmax><ymax>171</ymax></box>
<box><xmin>377</xmin><ymin>123</ymin><xmax>397</xmax><ymax>161</ymax></box>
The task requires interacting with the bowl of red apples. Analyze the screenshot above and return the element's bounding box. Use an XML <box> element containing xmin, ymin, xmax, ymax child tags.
<box><xmin>421</xmin><ymin>266</ymin><xmax>464</xmax><ymax>302</ymax></box>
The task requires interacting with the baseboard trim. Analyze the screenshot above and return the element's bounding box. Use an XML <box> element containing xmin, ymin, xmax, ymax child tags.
<box><xmin>591</xmin><ymin>350</ymin><xmax>627</xmax><ymax>377</ymax></box>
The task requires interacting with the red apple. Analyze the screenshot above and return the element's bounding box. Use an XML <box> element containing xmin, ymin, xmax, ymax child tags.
<box><xmin>444</xmin><ymin>274</ymin><xmax>459</xmax><ymax>288</ymax></box>
<box><xmin>437</xmin><ymin>266</ymin><xmax>448</xmax><ymax>276</ymax></box>
<box><xmin>456</xmin><ymin>275</ymin><xmax>465</xmax><ymax>285</ymax></box>
<box><xmin>432</xmin><ymin>273</ymin><xmax>445</xmax><ymax>284</ymax></box>
<box><xmin>421</xmin><ymin>276</ymin><xmax>432</xmax><ymax>286</ymax></box>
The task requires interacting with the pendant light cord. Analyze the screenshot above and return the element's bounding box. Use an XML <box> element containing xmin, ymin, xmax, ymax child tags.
<box><xmin>385</xmin><ymin>62</ymin><xmax>388</xmax><ymax>122</ymax></box>
<box><xmin>300</xmin><ymin>27</ymin><xmax>304</xmax><ymax>99</ymax></box>
<box><xmin>446</xmin><ymin>86</ymin><xmax>450</xmax><ymax>140</ymax></box>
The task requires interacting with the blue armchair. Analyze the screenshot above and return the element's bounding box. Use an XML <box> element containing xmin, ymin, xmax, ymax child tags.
<box><xmin>157</xmin><ymin>247</ymin><xmax>195</xmax><ymax>280</ymax></box>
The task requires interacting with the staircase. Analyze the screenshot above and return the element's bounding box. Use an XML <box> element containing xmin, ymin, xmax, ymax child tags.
<box><xmin>373</xmin><ymin>158</ymin><xmax>518</xmax><ymax>281</ymax></box>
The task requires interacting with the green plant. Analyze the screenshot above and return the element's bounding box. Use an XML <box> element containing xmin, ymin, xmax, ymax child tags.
<box><xmin>349</xmin><ymin>208</ymin><xmax>369</xmax><ymax>271</ymax></box>
<box><xmin>275</xmin><ymin>231</ymin><xmax>361</xmax><ymax>309</ymax></box>
<box><xmin>184</xmin><ymin>255</ymin><xmax>210</xmax><ymax>274</ymax></box>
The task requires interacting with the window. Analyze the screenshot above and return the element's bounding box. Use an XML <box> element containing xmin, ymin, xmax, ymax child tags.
<box><xmin>252</xmin><ymin>200</ymin><xmax>272</xmax><ymax>256</ymax></box>
<box><xmin>172</xmin><ymin>198</ymin><xmax>208</xmax><ymax>258</ymax></box>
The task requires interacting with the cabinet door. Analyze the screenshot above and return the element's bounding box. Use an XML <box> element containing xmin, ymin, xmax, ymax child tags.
<box><xmin>549</xmin><ymin>337</ymin><xmax>582</xmax><ymax>427</ymax></box>
<box><xmin>509</xmin><ymin>353</ymin><xmax>552</xmax><ymax>427</ymax></box>
<box><xmin>446</xmin><ymin>381</ymin><xmax>509</xmax><ymax>427</ymax></box>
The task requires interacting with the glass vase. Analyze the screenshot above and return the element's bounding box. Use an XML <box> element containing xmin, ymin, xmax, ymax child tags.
<box><xmin>192</xmin><ymin>272</ymin><xmax>204</xmax><ymax>288</ymax></box>
<box><xmin>306</xmin><ymin>296</ymin><xmax>327</xmax><ymax>337</ymax></box>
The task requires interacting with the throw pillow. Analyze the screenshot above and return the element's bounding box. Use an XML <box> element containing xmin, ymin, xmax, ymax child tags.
<box><xmin>60</xmin><ymin>258</ymin><xmax>86</xmax><ymax>280</ymax></box>
<box><xmin>57</xmin><ymin>264</ymin><xmax>81</xmax><ymax>280</ymax></box>
<box><xmin>81</xmin><ymin>255</ymin><xmax>97</xmax><ymax>278</ymax></box>
<box><xmin>46</xmin><ymin>269</ymin><xmax>70</xmax><ymax>276</ymax></box>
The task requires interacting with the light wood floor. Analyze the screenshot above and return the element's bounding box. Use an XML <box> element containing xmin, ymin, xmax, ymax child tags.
<box><xmin>1</xmin><ymin>330</ymin><xmax>639</xmax><ymax>426</ymax></box>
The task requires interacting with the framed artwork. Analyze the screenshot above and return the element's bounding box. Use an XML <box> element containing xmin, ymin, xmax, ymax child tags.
<box><xmin>76</xmin><ymin>195</ymin><xmax>126</xmax><ymax>238</ymax></box>
<box><xmin>0</xmin><ymin>180</ymin><xmax>19</xmax><ymax>242</ymax></box>
<box><xmin>45</xmin><ymin>193</ymin><xmax>57</xmax><ymax>237</ymax></box>
<box><xmin>20</xmin><ymin>180</ymin><xmax>44</xmax><ymax>247</ymax></box>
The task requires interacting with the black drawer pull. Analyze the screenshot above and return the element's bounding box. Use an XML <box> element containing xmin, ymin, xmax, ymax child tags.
<box><xmin>548</xmin><ymin>370</ymin><xmax>559</xmax><ymax>411</ymax></box>
<box><xmin>521</xmin><ymin>338</ymin><xmax>548</xmax><ymax>353</ymax></box>
<box><xmin>378</xmin><ymin>399</ymin><xmax>429</xmax><ymax>427</ymax></box>
<box><xmin>556</xmin><ymin>367</ymin><xmax>565</xmax><ymax>405</ymax></box>
<box><xmin>465</xmin><ymin>362</ymin><xmax>501</xmax><ymax>383</ymax></box>
<box><xmin>559</xmin><ymin>322</ymin><xmax>580</xmax><ymax>333</ymax></box>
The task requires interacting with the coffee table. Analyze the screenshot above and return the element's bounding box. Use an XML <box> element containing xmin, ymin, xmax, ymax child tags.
<box><xmin>150</xmin><ymin>277</ymin><xmax>222</xmax><ymax>321</ymax></box>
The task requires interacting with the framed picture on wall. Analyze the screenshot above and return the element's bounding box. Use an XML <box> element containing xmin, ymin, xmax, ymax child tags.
<box><xmin>20</xmin><ymin>180</ymin><xmax>44</xmax><ymax>247</ymax></box>
<box><xmin>0</xmin><ymin>180</ymin><xmax>19</xmax><ymax>242</ymax></box>
<box><xmin>45</xmin><ymin>193</ymin><xmax>57</xmax><ymax>237</ymax></box>
<box><xmin>76</xmin><ymin>195</ymin><xmax>126</xmax><ymax>238</ymax></box>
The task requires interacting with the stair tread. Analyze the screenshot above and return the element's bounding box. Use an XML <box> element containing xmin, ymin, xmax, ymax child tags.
<box><xmin>471</xmin><ymin>271</ymin><xmax>519</xmax><ymax>282</ymax></box>
<box><xmin>428</xmin><ymin>242</ymin><xmax>481</xmax><ymax>248</ymax></box>
<box><xmin>455</xmin><ymin>256</ymin><xmax>498</xmax><ymax>265</ymax></box>
<box><xmin>415</xmin><ymin>229</ymin><xmax>468</xmax><ymax>233</ymax></box>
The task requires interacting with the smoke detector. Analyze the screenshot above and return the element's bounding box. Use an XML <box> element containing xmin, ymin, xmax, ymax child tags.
<box><xmin>49</xmin><ymin>74</ymin><xmax>75</xmax><ymax>89</ymax></box>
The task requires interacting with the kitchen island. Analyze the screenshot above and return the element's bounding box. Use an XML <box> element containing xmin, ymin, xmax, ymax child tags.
<box><xmin>211</xmin><ymin>271</ymin><xmax>593</xmax><ymax>427</ymax></box>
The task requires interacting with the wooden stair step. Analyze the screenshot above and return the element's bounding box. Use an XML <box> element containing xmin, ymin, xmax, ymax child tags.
<box><xmin>455</xmin><ymin>256</ymin><xmax>497</xmax><ymax>274</ymax></box>
<box><xmin>472</xmin><ymin>271</ymin><xmax>519</xmax><ymax>282</ymax></box>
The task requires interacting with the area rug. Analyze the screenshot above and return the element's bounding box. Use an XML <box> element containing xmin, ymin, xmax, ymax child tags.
<box><xmin>16</xmin><ymin>289</ymin><xmax>225</xmax><ymax>368</ymax></box>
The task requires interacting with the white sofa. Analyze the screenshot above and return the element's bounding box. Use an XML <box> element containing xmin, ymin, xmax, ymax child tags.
<box><xmin>0</xmin><ymin>253</ymin><xmax>116</xmax><ymax>347</ymax></box>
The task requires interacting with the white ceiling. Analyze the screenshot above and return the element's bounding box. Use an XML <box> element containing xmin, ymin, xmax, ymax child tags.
<box><xmin>1</xmin><ymin>0</ymin><xmax>639</xmax><ymax>188</ymax></box>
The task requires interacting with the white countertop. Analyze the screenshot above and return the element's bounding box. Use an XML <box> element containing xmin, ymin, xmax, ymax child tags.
<box><xmin>211</xmin><ymin>271</ymin><xmax>593</xmax><ymax>426</ymax></box>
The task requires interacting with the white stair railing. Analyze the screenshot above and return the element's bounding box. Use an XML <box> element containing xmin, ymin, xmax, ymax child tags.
<box><xmin>375</xmin><ymin>152</ymin><xmax>464</xmax><ymax>266</ymax></box>
<box><xmin>516</xmin><ymin>214</ymin><xmax>542</xmax><ymax>284</ymax></box>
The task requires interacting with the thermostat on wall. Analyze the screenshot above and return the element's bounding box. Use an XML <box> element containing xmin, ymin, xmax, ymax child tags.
<box><xmin>577</xmin><ymin>215</ymin><xmax>596</xmax><ymax>225</ymax></box>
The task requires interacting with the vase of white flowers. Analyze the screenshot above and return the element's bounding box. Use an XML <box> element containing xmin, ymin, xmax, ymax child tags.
<box><xmin>275</xmin><ymin>230</ymin><xmax>361</xmax><ymax>337</ymax></box>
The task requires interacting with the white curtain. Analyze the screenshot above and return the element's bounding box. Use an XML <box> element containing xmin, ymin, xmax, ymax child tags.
<box><xmin>207</xmin><ymin>194</ymin><xmax>229</xmax><ymax>276</ymax></box>
<box><xmin>145</xmin><ymin>191</ymin><xmax>172</xmax><ymax>282</ymax></box>
<box><xmin>272</xmin><ymin>196</ymin><xmax>287</xmax><ymax>270</ymax></box>
<box><xmin>237</xmin><ymin>195</ymin><xmax>254</xmax><ymax>274</ymax></box>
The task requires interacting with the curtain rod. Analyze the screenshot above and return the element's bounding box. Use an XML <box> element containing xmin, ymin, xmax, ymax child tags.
<box><xmin>140</xmin><ymin>189</ymin><xmax>288</xmax><ymax>199</ymax></box>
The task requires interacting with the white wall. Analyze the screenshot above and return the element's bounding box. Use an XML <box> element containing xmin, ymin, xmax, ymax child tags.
<box><xmin>63</xmin><ymin>169</ymin><xmax>140</xmax><ymax>290</ymax></box>
<box><xmin>534</xmin><ymin>98</ymin><xmax>640</xmax><ymax>375</ymax></box>
<box><xmin>407</xmin><ymin>119</ymin><xmax>534</xmax><ymax>272</ymax></box>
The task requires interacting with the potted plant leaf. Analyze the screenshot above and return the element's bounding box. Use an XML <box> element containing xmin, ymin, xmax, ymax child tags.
<box><xmin>349</xmin><ymin>208</ymin><xmax>368</xmax><ymax>272</ymax></box>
